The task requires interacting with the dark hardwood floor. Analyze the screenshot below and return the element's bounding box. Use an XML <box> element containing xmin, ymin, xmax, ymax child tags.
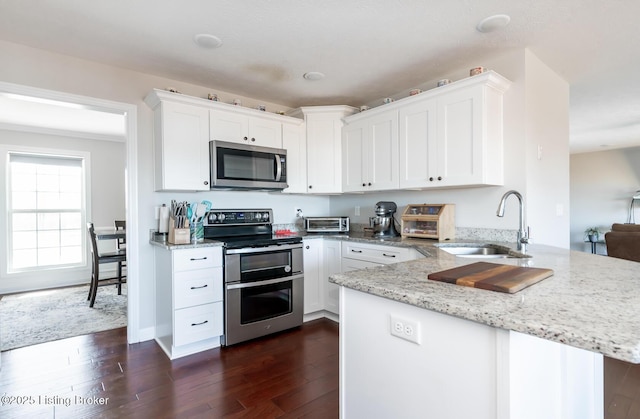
<box><xmin>0</xmin><ymin>319</ymin><xmax>339</xmax><ymax>419</ymax></box>
<box><xmin>1</xmin><ymin>317</ymin><xmax>637</xmax><ymax>418</ymax></box>
<box><xmin>605</xmin><ymin>356</ymin><xmax>640</xmax><ymax>419</ymax></box>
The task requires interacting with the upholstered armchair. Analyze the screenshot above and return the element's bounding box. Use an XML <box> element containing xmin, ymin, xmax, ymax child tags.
<box><xmin>605</xmin><ymin>223</ymin><xmax>640</xmax><ymax>262</ymax></box>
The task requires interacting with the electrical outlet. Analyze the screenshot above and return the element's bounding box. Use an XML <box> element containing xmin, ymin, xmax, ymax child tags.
<box><xmin>390</xmin><ymin>315</ymin><xmax>421</xmax><ymax>344</ymax></box>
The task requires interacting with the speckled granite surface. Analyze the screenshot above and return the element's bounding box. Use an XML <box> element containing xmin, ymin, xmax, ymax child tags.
<box><xmin>149</xmin><ymin>237</ymin><xmax>224</xmax><ymax>250</ymax></box>
<box><xmin>325</xmin><ymin>232</ymin><xmax>640</xmax><ymax>363</ymax></box>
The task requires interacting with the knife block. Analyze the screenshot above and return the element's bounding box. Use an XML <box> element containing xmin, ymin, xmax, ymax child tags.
<box><xmin>168</xmin><ymin>219</ymin><xmax>190</xmax><ymax>244</ymax></box>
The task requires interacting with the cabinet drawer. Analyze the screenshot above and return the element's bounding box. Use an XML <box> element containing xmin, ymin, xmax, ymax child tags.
<box><xmin>173</xmin><ymin>247</ymin><xmax>222</xmax><ymax>272</ymax></box>
<box><xmin>174</xmin><ymin>267</ymin><xmax>223</xmax><ymax>309</ymax></box>
<box><xmin>174</xmin><ymin>302</ymin><xmax>223</xmax><ymax>346</ymax></box>
<box><xmin>342</xmin><ymin>242</ymin><xmax>414</xmax><ymax>264</ymax></box>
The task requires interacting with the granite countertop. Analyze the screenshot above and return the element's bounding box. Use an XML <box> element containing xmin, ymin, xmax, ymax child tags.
<box><xmin>325</xmin><ymin>232</ymin><xmax>640</xmax><ymax>363</ymax></box>
<box><xmin>149</xmin><ymin>236</ymin><xmax>224</xmax><ymax>250</ymax></box>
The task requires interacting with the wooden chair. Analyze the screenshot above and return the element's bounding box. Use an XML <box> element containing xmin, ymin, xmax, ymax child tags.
<box><xmin>605</xmin><ymin>223</ymin><xmax>640</xmax><ymax>262</ymax></box>
<box><xmin>87</xmin><ymin>222</ymin><xmax>127</xmax><ymax>307</ymax></box>
<box><xmin>114</xmin><ymin>220</ymin><xmax>126</xmax><ymax>280</ymax></box>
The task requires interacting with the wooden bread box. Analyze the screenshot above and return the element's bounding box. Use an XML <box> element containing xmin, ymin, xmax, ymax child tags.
<box><xmin>401</xmin><ymin>204</ymin><xmax>455</xmax><ymax>240</ymax></box>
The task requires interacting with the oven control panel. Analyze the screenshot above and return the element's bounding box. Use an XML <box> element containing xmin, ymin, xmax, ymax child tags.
<box><xmin>204</xmin><ymin>209</ymin><xmax>272</xmax><ymax>225</ymax></box>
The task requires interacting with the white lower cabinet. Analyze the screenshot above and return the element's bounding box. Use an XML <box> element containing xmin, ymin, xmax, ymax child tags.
<box><xmin>303</xmin><ymin>238</ymin><xmax>323</xmax><ymax>315</ymax></box>
<box><xmin>302</xmin><ymin>238</ymin><xmax>341</xmax><ymax>320</ymax></box>
<box><xmin>342</xmin><ymin>241</ymin><xmax>420</xmax><ymax>265</ymax></box>
<box><xmin>303</xmin><ymin>238</ymin><xmax>422</xmax><ymax>322</ymax></box>
<box><xmin>323</xmin><ymin>240</ymin><xmax>342</xmax><ymax>315</ymax></box>
<box><xmin>155</xmin><ymin>245</ymin><xmax>224</xmax><ymax>359</ymax></box>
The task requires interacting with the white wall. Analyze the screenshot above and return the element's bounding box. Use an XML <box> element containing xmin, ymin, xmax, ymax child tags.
<box><xmin>570</xmin><ymin>147</ymin><xmax>640</xmax><ymax>253</ymax></box>
<box><xmin>523</xmin><ymin>50</ymin><xmax>571</xmax><ymax>248</ymax></box>
<box><xmin>0</xmin><ymin>130</ymin><xmax>125</xmax><ymax>292</ymax></box>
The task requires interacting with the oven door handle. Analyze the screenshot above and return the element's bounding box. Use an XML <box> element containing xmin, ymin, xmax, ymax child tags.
<box><xmin>225</xmin><ymin>243</ymin><xmax>302</xmax><ymax>254</ymax></box>
<box><xmin>226</xmin><ymin>274</ymin><xmax>304</xmax><ymax>290</ymax></box>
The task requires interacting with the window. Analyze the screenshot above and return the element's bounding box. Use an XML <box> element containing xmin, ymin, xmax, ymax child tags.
<box><xmin>8</xmin><ymin>152</ymin><xmax>87</xmax><ymax>272</ymax></box>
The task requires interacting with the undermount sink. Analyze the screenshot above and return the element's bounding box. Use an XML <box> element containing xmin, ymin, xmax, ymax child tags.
<box><xmin>437</xmin><ymin>245</ymin><xmax>531</xmax><ymax>259</ymax></box>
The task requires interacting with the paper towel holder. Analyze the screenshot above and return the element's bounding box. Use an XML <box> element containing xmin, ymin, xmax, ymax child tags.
<box><xmin>158</xmin><ymin>203</ymin><xmax>170</xmax><ymax>235</ymax></box>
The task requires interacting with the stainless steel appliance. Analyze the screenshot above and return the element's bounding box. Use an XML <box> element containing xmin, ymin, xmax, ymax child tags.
<box><xmin>203</xmin><ymin>209</ymin><xmax>303</xmax><ymax>346</ymax></box>
<box><xmin>209</xmin><ymin>140</ymin><xmax>288</xmax><ymax>190</ymax></box>
<box><xmin>305</xmin><ymin>216</ymin><xmax>350</xmax><ymax>233</ymax></box>
<box><xmin>371</xmin><ymin>201</ymin><xmax>400</xmax><ymax>237</ymax></box>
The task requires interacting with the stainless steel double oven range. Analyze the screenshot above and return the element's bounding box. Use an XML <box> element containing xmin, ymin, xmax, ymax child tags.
<box><xmin>203</xmin><ymin>209</ymin><xmax>303</xmax><ymax>346</ymax></box>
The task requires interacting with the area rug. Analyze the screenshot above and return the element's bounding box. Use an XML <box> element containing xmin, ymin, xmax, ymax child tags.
<box><xmin>0</xmin><ymin>284</ymin><xmax>127</xmax><ymax>351</ymax></box>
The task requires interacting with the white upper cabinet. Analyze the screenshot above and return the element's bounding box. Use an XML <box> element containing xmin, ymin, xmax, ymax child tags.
<box><xmin>398</xmin><ymin>98</ymin><xmax>437</xmax><ymax>189</ymax></box>
<box><xmin>282</xmin><ymin>121</ymin><xmax>307</xmax><ymax>194</ymax></box>
<box><xmin>150</xmin><ymin>100</ymin><xmax>210</xmax><ymax>191</ymax></box>
<box><xmin>342</xmin><ymin>109</ymin><xmax>399</xmax><ymax>192</ymax></box>
<box><xmin>400</xmin><ymin>72</ymin><xmax>510</xmax><ymax>189</ymax></box>
<box><xmin>209</xmin><ymin>109</ymin><xmax>283</xmax><ymax>148</ymax></box>
<box><xmin>289</xmin><ymin>106</ymin><xmax>358</xmax><ymax>194</ymax></box>
<box><xmin>349</xmin><ymin>71</ymin><xmax>511</xmax><ymax>191</ymax></box>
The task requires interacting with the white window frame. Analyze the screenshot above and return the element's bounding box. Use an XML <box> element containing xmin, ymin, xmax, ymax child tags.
<box><xmin>1</xmin><ymin>145</ymin><xmax>92</xmax><ymax>278</ymax></box>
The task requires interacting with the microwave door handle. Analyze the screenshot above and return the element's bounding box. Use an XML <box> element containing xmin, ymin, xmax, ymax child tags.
<box><xmin>274</xmin><ymin>154</ymin><xmax>282</xmax><ymax>181</ymax></box>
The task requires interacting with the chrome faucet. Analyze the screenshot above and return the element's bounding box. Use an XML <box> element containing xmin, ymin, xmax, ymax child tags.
<box><xmin>496</xmin><ymin>190</ymin><xmax>529</xmax><ymax>252</ymax></box>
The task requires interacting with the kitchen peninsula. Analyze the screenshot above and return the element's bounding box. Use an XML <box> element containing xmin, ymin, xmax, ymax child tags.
<box><xmin>329</xmin><ymin>239</ymin><xmax>640</xmax><ymax>419</ymax></box>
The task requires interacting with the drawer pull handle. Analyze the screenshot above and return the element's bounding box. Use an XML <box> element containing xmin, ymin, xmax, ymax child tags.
<box><xmin>190</xmin><ymin>284</ymin><xmax>208</xmax><ymax>290</ymax></box>
<box><xmin>190</xmin><ymin>257</ymin><xmax>208</xmax><ymax>261</ymax></box>
<box><xmin>383</xmin><ymin>253</ymin><xmax>396</xmax><ymax>258</ymax></box>
<box><xmin>191</xmin><ymin>320</ymin><xmax>209</xmax><ymax>326</ymax></box>
<box><xmin>351</xmin><ymin>249</ymin><xmax>363</xmax><ymax>253</ymax></box>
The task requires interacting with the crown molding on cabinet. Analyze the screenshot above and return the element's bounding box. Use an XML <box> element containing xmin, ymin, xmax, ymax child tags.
<box><xmin>144</xmin><ymin>89</ymin><xmax>303</xmax><ymax>126</ymax></box>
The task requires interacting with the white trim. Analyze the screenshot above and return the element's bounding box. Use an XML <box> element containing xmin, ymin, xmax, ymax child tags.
<box><xmin>0</xmin><ymin>81</ymin><xmax>141</xmax><ymax>344</ymax></box>
<box><xmin>0</xmin><ymin>122</ymin><xmax>125</xmax><ymax>143</ymax></box>
<box><xmin>1</xmin><ymin>145</ymin><xmax>91</xmax><ymax>280</ymax></box>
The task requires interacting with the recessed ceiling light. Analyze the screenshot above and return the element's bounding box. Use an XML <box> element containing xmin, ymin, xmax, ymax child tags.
<box><xmin>194</xmin><ymin>34</ymin><xmax>223</xmax><ymax>49</ymax></box>
<box><xmin>303</xmin><ymin>72</ymin><xmax>325</xmax><ymax>81</ymax></box>
<box><xmin>476</xmin><ymin>14</ymin><xmax>511</xmax><ymax>33</ymax></box>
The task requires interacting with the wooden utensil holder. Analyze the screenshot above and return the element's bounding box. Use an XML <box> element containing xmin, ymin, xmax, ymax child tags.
<box><xmin>168</xmin><ymin>218</ymin><xmax>190</xmax><ymax>244</ymax></box>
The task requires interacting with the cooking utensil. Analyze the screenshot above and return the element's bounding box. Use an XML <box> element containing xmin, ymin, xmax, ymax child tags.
<box><xmin>195</xmin><ymin>203</ymin><xmax>208</xmax><ymax>222</ymax></box>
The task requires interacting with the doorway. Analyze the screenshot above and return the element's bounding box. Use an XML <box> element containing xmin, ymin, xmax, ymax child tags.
<box><xmin>0</xmin><ymin>81</ymin><xmax>139</xmax><ymax>351</ymax></box>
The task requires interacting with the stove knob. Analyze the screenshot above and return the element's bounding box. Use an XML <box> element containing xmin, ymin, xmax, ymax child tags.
<box><xmin>262</xmin><ymin>212</ymin><xmax>270</xmax><ymax>221</ymax></box>
<box><xmin>208</xmin><ymin>213</ymin><xmax>217</xmax><ymax>221</ymax></box>
<box><xmin>218</xmin><ymin>213</ymin><xmax>226</xmax><ymax>222</ymax></box>
<box><xmin>255</xmin><ymin>213</ymin><xmax>262</xmax><ymax>221</ymax></box>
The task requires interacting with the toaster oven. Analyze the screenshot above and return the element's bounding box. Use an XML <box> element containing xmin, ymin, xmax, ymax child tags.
<box><xmin>305</xmin><ymin>216</ymin><xmax>350</xmax><ymax>233</ymax></box>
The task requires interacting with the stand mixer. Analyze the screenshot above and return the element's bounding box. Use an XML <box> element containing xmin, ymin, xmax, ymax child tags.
<box><xmin>371</xmin><ymin>201</ymin><xmax>400</xmax><ymax>237</ymax></box>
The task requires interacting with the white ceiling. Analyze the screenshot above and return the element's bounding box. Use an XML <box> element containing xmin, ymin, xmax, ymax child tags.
<box><xmin>0</xmin><ymin>0</ymin><xmax>638</xmax><ymax>154</ymax></box>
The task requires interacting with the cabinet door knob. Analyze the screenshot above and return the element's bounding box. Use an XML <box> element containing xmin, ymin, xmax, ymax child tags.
<box><xmin>437</xmin><ymin>176</ymin><xmax>442</xmax><ymax>181</ymax></box>
<box><xmin>251</xmin><ymin>137</ymin><xmax>256</xmax><ymax>142</ymax></box>
<box><xmin>204</xmin><ymin>180</ymin><xmax>209</xmax><ymax>185</ymax></box>
<box><xmin>308</xmin><ymin>185</ymin><xmax>313</xmax><ymax>189</ymax></box>
<box><xmin>362</xmin><ymin>183</ymin><xmax>366</xmax><ymax>187</ymax></box>
<box><xmin>243</xmin><ymin>136</ymin><xmax>248</xmax><ymax>141</ymax></box>
<box><xmin>306</xmin><ymin>245</ymin><xmax>310</xmax><ymax>249</ymax></box>
<box><xmin>368</xmin><ymin>182</ymin><xmax>372</xmax><ymax>186</ymax></box>
<box><xmin>429</xmin><ymin>177</ymin><xmax>434</xmax><ymax>181</ymax></box>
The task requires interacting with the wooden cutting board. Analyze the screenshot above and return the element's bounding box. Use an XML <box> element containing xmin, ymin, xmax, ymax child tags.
<box><xmin>427</xmin><ymin>262</ymin><xmax>554</xmax><ymax>293</ymax></box>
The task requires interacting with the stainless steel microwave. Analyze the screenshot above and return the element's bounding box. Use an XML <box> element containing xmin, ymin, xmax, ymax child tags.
<box><xmin>305</xmin><ymin>216</ymin><xmax>350</xmax><ymax>233</ymax></box>
<box><xmin>209</xmin><ymin>140</ymin><xmax>288</xmax><ymax>190</ymax></box>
